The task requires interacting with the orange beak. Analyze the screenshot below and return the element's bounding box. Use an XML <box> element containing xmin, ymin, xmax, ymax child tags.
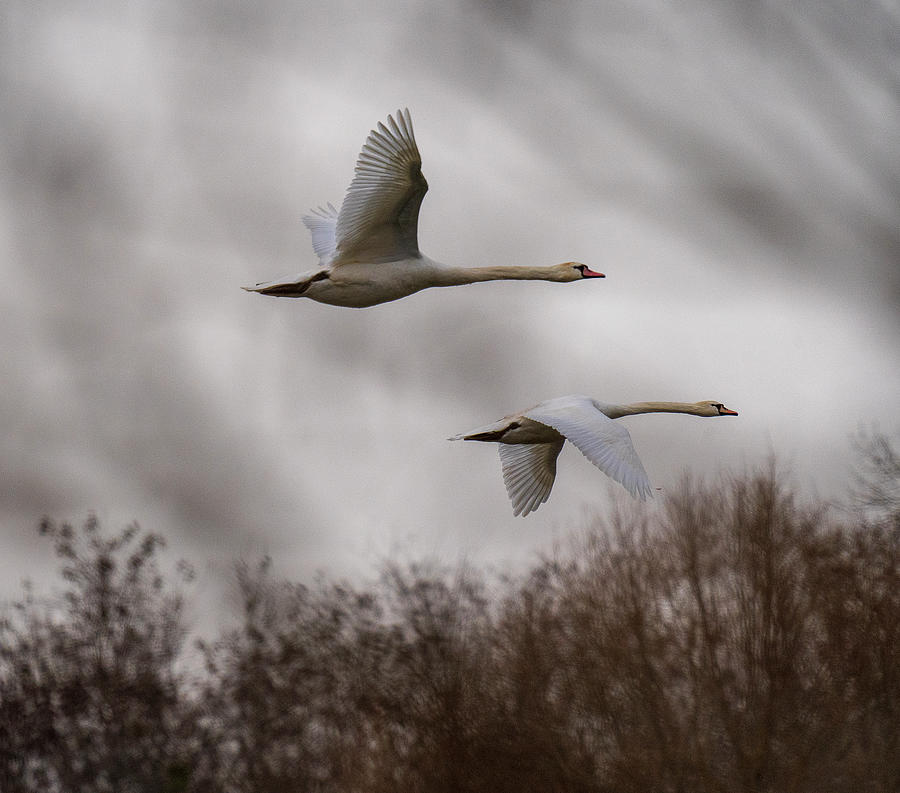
<box><xmin>581</xmin><ymin>266</ymin><xmax>605</xmax><ymax>278</ymax></box>
<box><xmin>720</xmin><ymin>407</ymin><xmax>739</xmax><ymax>416</ymax></box>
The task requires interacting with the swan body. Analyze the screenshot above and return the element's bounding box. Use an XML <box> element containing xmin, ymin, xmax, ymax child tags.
<box><xmin>243</xmin><ymin>109</ymin><xmax>604</xmax><ymax>308</ymax></box>
<box><xmin>450</xmin><ymin>396</ymin><xmax>738</xmax><ymax>516</ymax></box>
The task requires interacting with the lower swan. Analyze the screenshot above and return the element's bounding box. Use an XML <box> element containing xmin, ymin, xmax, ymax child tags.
<box><xmin>450</xmin><ymin>396</ymin><xmax>738</xmax><ymax>516</ymax></box>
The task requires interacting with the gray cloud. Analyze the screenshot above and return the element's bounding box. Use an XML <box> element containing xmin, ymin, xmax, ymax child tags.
<box><xmin>1</xmin><ymin>0</ymin><xmax>898</xmax><ymax>610</ymax></box>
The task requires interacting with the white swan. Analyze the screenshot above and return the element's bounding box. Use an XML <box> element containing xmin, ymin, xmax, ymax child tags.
<box><xmin>450</xmin><ymin>396</ymin><xmax>738</xmax><ymax>516</ymax></box>
<box><xmin>243</xmin><ymin>109</ymin><xmax>605</xmax><ymax>308</ymax></box>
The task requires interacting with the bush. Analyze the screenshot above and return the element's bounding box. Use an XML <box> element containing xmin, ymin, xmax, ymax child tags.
<box><xmin>0</xmin><ymin>516</ymin><xmax>195</xmax><ymax>793</ymax></box>
<box><xmin>2</xmin><ymin>449</ymin><xmax>897</xmax><ymax>792</ymax></box>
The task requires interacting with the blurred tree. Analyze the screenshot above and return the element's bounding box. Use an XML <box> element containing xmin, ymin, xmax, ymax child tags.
<box><xmin>0</xmin><ymin>516</ymin><xmax>195</xmax><ymax>793</ymax></box>
<box><xmin>193</xmin><ymin>557</ymin><xmax>391</xmax><ymax>791</ymax></box>
<box><xmin>2</xmin><ymin>461</ymin><xmax>897</xmax><ymax>792</ymax></box>
<box><xmin>514</xmin><ymin>466</ymin><xmax>899</xmax><ymax>793</ymax></box>
<box><xmin>850</xmin><ymin>428</ymin><xmax>900</xmax><ymax>527</ymax></box>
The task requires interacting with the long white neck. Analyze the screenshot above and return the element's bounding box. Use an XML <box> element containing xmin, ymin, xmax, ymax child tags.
<box><xmin>426</xmin><ymin>260</ymin><xmax>571</xmax><ymax>286</ymax></box>
<box><xmin>604</xmin><ymin>401</ymin><xmax>712</xmax><ymax>419</ymax></box>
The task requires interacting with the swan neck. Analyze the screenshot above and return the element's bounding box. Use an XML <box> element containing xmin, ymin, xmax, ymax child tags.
<box><xmin>431</xmin><ymin>263</ymin><xmax>565</xmax><ymax>286</ymax></box>
<box><xmin>611</xmin><ymin>401</ymin><xmax>706</xmax><ymax>418</ymax></box>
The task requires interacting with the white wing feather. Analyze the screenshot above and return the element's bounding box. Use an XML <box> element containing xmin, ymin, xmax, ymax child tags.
<box><xmin>524</xmin><ymin>396</ymin><xmax>654</xmax><ymax>500</ymax></box>
<box><xmin>498</xmin><ymin>441</ymin><xmax>565</xmax><ymax>517</ymax></box>
<box><xmin>302</xmin><ymin>203</ymin><xmax>338</xmax><ymax>262</ymax></box>
<box><xmin>334</xmin><ymin>108</ymin><xmax>428</xmax><ymax>264</ymax></box>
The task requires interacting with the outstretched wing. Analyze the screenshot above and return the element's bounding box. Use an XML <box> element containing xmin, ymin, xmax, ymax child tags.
<box><xmin>498</xmin><ymin>440</ymin><xmax>565</xmax><ymax>517</ymax></box>
<box><xmin>524</xmin><ymin>396</ymin><xmax>653</xmax><ymax>500</ymax></box>
<box><xmin>334</xmin><ymin>108</ymin><xmax>428</xmax><ymax>265</ymax></box>
<box><xmin>302</xmin><ymin>202</ymin><xmax>339</xmax><ymax>263</ymax></box>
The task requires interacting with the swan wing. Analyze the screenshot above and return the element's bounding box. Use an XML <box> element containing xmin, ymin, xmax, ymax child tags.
<box><xmin>498</xmin><ymin>440</ymin><xmax>565</xmax><ymax>517</ymax></box>
<box><xmin>302</xmin><ymin>203</ymin><xmax>339</xmax><ymax>263</ymax></box>
<box><xmin>334</xmin><ymin>108</ymin><xmax>428</xmax><ymax>265</ymax></box>
<box><xmin>524</xmin><ymin>396</ymin><xmax>653</xmax><ymax>500</ymax></box>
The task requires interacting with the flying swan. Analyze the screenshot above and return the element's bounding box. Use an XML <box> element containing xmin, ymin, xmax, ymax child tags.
<box><xmin>450</xmin><ymin>396</ymin><xmax>738</xmax><ymax>516</ymax></box>
<box><xmin>243</xmin><ymin>109</ymin><xmax>604</xmax><ymax>307</ymax></box>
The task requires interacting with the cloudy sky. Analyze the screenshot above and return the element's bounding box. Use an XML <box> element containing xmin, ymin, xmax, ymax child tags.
<box><xmin>2</xmin><ymin>0</ymin><xmax>898</xmax><ymax>621</ymax></box>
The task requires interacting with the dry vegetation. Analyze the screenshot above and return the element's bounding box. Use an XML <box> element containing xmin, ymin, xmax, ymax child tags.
<box><xmin>1</xmin><ymin>441</ymin><xmax>898</xmax><ymax>792</ymax></box>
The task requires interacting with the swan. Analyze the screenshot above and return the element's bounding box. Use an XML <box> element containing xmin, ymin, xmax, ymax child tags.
<box><xmin>450</xmin><ymin>396</ymin><xmax>738</xmax><ymax>516</ymax></box>
<box><xmin>243</xmin><ymin>109</ymin><xmax>605</xmax><ymax>308</ymax></box>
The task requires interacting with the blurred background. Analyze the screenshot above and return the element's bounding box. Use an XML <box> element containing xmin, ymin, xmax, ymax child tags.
<box><xmin>1</xmin><ymin>0</ymin><xmax>898</xmax><ymax>623</ymax></box>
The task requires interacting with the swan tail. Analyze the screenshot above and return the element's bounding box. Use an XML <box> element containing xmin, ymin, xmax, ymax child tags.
<box><xmin>448</xmin><ymin>419</ymin><xmax>512</xmax><ymax>442</ymax></box>
<box><xmin>243</xmin><ymin>280</ymin><xmax>306</xmax><ymax>297</ymax></box>
<box><xmin>242</xmin><ymin>270</ymin><xmax>329</xmax><ymax>297</ymax></box>
<box><xmin>458</xmin><ymin>429</ymin><xmax>507</xmax><ymax>442</ymax></box>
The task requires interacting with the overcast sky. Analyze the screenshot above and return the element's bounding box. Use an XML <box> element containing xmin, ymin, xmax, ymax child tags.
<box><xmin>2</xmin><ymin>0</ymin><xmax>898</xmax><ymax>624</ymax></box>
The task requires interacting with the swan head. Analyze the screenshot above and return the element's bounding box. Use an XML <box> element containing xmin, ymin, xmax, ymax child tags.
<box><xmin>556</xmin><ymin>262</ymin><xmax>605</xmax><ymax>281</ymax></box>
<box><xmin>695</xmin><ymin>401</ymin><xmax>739</xmax><ymax>417</ymax></box>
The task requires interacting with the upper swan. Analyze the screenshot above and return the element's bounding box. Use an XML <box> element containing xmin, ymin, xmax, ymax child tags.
<box><xmin>243</xmin><ymin>109</ymin><xmax>605</xmax><ymax>308</ymax></box>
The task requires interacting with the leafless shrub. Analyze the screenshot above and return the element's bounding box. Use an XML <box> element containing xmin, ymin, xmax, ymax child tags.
<box><xmin>0</xmin><ymin>516</ymin><xmax>194</xmax><ymax>793</ymax></box>
<box><xmin>2</xmin><ymin>452</ymin><xmax>897</xmax><ymax>792</ymax></box>
<box><xmin>850</xmin><ymin>427</ymin><xmax>900</xmax><ymax>527</ymax></box>
<box><xmin>524</xmin><ymin>462</ymin><xmax>899</xmax><ymax>793</ymax></box>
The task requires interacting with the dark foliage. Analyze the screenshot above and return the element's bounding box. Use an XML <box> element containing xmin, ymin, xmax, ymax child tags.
<box><xmin>1</xmin><ymin>444</ymin><xmax>898</xmax><ymax>792</ymax></box>
<box><xmin>0</xmin><ymin>517</ymin><xmax>196</xmax><ymax>793</ymax></box>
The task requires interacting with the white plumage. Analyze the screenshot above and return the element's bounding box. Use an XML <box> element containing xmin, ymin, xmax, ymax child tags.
<box><xmin>451</xmin><ymin>396</ymin><xmax>738</xmax><ymax>516</ymax></box>
<box><xmin>244</xmin><ymin>109</ymin><xmax>604</xmax><ymax>308</ymax></box>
